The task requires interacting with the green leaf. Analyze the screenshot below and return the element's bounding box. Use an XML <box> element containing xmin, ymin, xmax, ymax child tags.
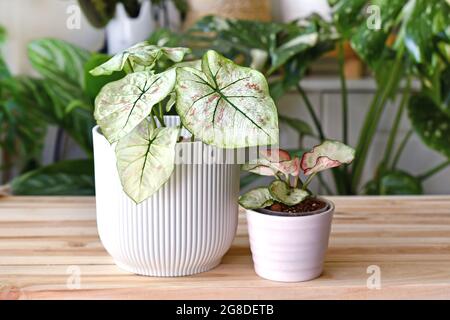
<box><xmin>269</xmin><ymin>180</ymin><xmax>308</xmax><ymax>206</ymax></box>
<box><xmin>115</xmin><ymin>120</ymin><xmax>179</xmax><ymax>203</ymax></box>
<box><xmin>365</xmin><ymin>170</ymin><xmax>423</xmax><ymax>195</ymax></box>
<box><xmin>78</xmin><ymin>0</ymin><xmax>117</xmax><ymax>28</ymax></box>
<box><xmin>94</xmin><ymin>69</ymin><xmax>176</xmax><ymax>143</ymax></box>
<box><xmin>84</xmin><ymin>53</ymin><xmax>126</xmax><ymax>101</ymax></box>
<box><xmin>28</xmin><ymin>38</ymin><xmax>91</xmax><ymax>100</ymax></box>
<box><xmin>395</xmin><ymin>0</ymin><xmax>450</xmax><ymax>65</ymax></box>
<box><xmin>11</xmin><ymin>159</ymin><xmax>95</xmax><ymax>195</ymax></box>
<box><xmin>329</xmin><ymin>0</ymin><xmax>367</xmax><ymax>37</ymax></box>
<box><xmin>175</xmin><ymin>50</ymin><xmax>279</xmax><ymax>148</ymax></box>
<box><xmin>350</xmin><ymin>0</ymin><xmax>405</xmax><ymax>68</ymax></box>
<box><xmin>408</xmin><ymin>94</ymin><xmax>450</xmax><ymax>158</ymax></box>
<box><xmin>90</xmin><ymin>42</ymin><xmax>190</xmax><ymax>76</ymax></box>
<box><xmin>238</xmin><ymin>187</ymin><xmax>274</xmax><ymax>210</ymax></box>
<box><xmin>301</xmin><ymin>140</ymin><xmax>355</xmax><ymax>175</ymax></box>
<box><xmin>279</xmin><ymin>115</ymin><xmax>314</xmax><ymax>136</ymax></box>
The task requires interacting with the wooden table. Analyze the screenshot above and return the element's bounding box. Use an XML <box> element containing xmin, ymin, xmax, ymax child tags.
<box><xmin>1</xmin><ymin>196</ymin><xmax>450</xmax><ymax>300</ymax></box>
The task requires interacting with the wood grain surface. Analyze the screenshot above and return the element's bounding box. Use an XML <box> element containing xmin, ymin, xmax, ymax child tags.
<box><xmin>1</xmin><ymin>196</ymin><xmax>450</xmax><ymax>300</ymax></box>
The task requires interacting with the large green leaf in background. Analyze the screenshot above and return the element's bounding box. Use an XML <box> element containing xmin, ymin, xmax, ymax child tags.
<box><xmin>176</xmin><ymin>50</ymin><xmax>279</xmax><ymax>148</ymax></box>
<box><xmin>77</xmin><ymin>0</ymin><xmax>118</xmax><ymax>28</ymax></box>
<box><xmin>365</xmin><ymin>170</ymin><xmax>423</xmax><ymax>195</ymax></box>
<box><xmin>115</xmin><ymin>120</ymin><xmax>179</xmax><ymax>203</ymax></box>
<box><xmin>408</xmin><ymin>94</ymin><xmax>450</xmax><ymax>159</ymax></box>
<box><xmin>11</xmin><ymin>159</ymin><xmax>95</xmax><ymax>195</ymax></box>
<box><xmin>28</xmin><ymin>38</ymin><xmax>91</xmax><ymax>105</ymax></box>
<box><xmin>84</xmin><ymin>53</ymin><xmax>126</xmax><ymax>101</ymax></box>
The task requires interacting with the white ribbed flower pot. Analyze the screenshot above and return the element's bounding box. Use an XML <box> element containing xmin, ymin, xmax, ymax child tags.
<box><xmin>246</xmin><ymin>199</ymin><xmax>334</xmax><ymax>282</ymax></box>
<box><xmin>92</xmin><ymin>117</ymin><xmax>240</xmax><ymax>276</ymax></box>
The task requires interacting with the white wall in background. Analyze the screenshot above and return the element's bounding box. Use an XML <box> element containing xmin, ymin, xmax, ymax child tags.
<box><xmin>0</xmin><ymin>0</ymin><xmax>105</xmax><ymax>74</ymax></box>
<box><xmin>272</xmin><ymin>0</ymin><xmax>331</xmax><ymax>22</ymax></box>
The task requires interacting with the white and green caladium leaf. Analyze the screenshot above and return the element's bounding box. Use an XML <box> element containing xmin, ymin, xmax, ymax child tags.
<box><xmin>238</xmin><ymin>187</ymin><xmax>274</xmax><ymax>210</ymax></box>
<box><xmin>175</xmin><ymin>50</ymin><xmax>279</xmax><ymax>148</ymax></box>
<box><xmin>301</xmin><ymin>140</ymin><xmax>355</xmax><ymax>175</ymax></box>
<box><xmin>115</xmin><ymin>120</ymin><xmax>179</xmax><ymax>204</ymax></box>
<box><xmin>269</xmin><ymin>180</ymin><xmax>309</xmax><ymax>206</ymax></box>
<box><xmin>90</xmin><ymin>41</ymin><xmax>191</xmax><ymax>76</ymax></box>
<box><xmin>94</xmin><ymin>69</ymin><xmax>176</xmax><ymax>143</ymax></box>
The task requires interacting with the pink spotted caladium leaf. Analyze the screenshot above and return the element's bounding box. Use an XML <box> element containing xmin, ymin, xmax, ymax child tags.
<box><xmin>301</xmin><ymin>140</ymin><xmax>355</xmax><ymax>175</ymax></box>
<box><xmin>94</xmin><ymin>69</ymin><xmax>176</xmax><ymax>143</ymax></box>
<box><xmin>175</xmin><ymin>50</ymin><xmax>279</xmax><ymax>148</ymax></box>
<box><xmin>242</xmin><ymin>148</ymin><xmax>300</xmax><ymax>176</ymax></box>
<box><xmin>90</xmin><ymin>42</ymin><xmax>191</xmax><ymax>76</ymax></box>
<box><xmin>115</xmin><ymin>119</ymin><xmax>179</xmax><ymax>204</ymax></box>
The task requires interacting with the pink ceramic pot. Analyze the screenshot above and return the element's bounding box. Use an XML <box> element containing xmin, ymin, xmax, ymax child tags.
<box><xmin>246</xmin><ymin>198</ymin><xmax>334</xmax><ymax>282</ymax></box>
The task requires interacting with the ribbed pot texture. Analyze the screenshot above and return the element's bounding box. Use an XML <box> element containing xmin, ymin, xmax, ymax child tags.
<box><xmin>92</xmin><ymin>116</ymin><xmax>240</xmax><ymax>276</ymax></box>
<box><xmin>246</xmin><ymin>199</ymin><xmax>334</xmax><ymax>282</ymax></box>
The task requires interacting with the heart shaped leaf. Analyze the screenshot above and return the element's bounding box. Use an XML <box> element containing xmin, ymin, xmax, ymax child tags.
<box><xmin>301</xmin><ymin>140</ymin><xmax>355</xmax><ymax>175</ymax></box>
<box><xmin>94</xmin><ymin>69</ymin><xmax>176</xmax><ymax>143</ymax></box>
<box><xmin>115</xmin><ymin>119</ymin><xmax>179</xmax><ymax>204</ymax></box>
<box><xmin>269</xmin><ymin>180</ymin><xmax>309</xmax><ymax>206</ymax></box>
<box><xmin>175</xmin><ymin>50</ymin><xmax>279</xmax><ymax>148</ymax></box>
<box><xmin>242</xmin><ymin>148</ymin><xmax>300</xmax><ymax>176</ymax></box>
<box><xmin>238</xmin><ymin>187</ymin><xmax>274</xmax><ymax>210</ymax></box>
<box><xmin>90</xmin><ymin>41</ymin><xmax>190</xmax><ymax>76</ymax></box>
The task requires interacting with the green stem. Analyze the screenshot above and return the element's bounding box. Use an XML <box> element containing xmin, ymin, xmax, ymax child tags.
<box><xmin>126</xmin><ymin>59</ymin><xmax>135</xmax><ymax>73</ymax></box>
<box><xmin>338</xmin><ymin>41</ymin><xmax>349</xmax><ymax>145</ymax></box>
<box><xmin>158</xmin><ymin>103</ymin><xmax>166</xmax><ymax>127</ymax></box>
<box><xmin>351</xmin><ymin>49</ymin><xmax>404</xmax><ymax>193</ymax></box>
<box><xmin>382</xmin><ymin>77</ymin><xmax>411</xmax><ymax>168</ymax></box>
<box><xmin>190</xmin><ymin>134</ymin><xmax>195</xmax><ymax>142</ymax></box>
<box><xmin>302</xmin><ymin>173</ymin><xmax>317</xmax><ymax>191</ymax></box>
<box><xmin>296</xmin><ymin>84</ymin><xmax>325</xmax><ymax>141</ymax></box>
<box><xmin>391</xmin><ymin>129</ymin><xmax>413</xmax><ymax>169</ymax></box>
<box><xmin>149</xmin><ymin>111</ymin><xmax>157</xmax><ymax>128</ymax></box>
<box><xmin>418</xmin><ymin>160</ymin><xmax>450</xmax><ymax>181</ymax></box>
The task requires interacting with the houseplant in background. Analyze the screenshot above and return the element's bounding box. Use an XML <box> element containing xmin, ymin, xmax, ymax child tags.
<box><xmin>239</xmin><ymin>141</ymin><xmax>355</xmax><ymax>282</ymax></box>
<box><xmin>90</xmin><ymin>41</ymin><xmax>278</xmax><ymax>276</ymax></box>
<box><xmin>184</xmin><ymin>0</ymin><xmax>449</xmax><ymax>195</ymax></box>
<box><xmin>0</xmin><ymin>30</ymin><xmax>125</xmax><ymax>195</ymax></box>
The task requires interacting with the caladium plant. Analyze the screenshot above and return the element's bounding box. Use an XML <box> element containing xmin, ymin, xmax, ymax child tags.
<box><xmin>239</xmin><ymin>140</ymin><xmax>355</xmax><ymax>210</ymax></box>
<box><xmin>91</xmin><ymin>41</ymin><xmax>279</xmax><ymax>203</ymax></box>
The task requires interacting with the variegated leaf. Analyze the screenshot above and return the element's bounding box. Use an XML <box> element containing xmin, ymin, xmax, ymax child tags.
<box><xmin>239</xmin><ymin>187</ymin><xmax>274</xmax><ymax>210</ymax></box>
<box><xmin>269</xmin><ymin>180</ymin><xmax>308</xmax><ymax>206</ymax></box>
<box><xmin>90</xmin><ymin>41</ymin><xmax>190</xmax><ymax>76</ymax></box>
<box><xmin>175</xmin><ymin>50</ymin><xmax>279</xmax><ymax>148</ymax></box>
<box><xmin>242</xmin><ymin>148</ymin><xmax>299</xmax><ymax>176</ymax></box>
<box><xmin>301</xmin><ymin>140</ymin><xmax>355</xmax><ymax>175</ymax></box>
<box><xmin>94</xmin><ymin>69</ymin><xmax>176</xmax><ymax>143</ymax></box>
<box><xmin>115</xmin><ymin>120</ymin><xmax>179</xmax><ymax>203</ymax></box>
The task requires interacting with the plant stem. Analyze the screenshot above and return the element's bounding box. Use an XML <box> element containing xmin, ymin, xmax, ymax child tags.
<box><xmin>150</xmin><ymin>111</ymin><xmax>157</xmax><ymax>128</ymax></box>
<box><xmin>391</xmin><ymin>129</ymin><xmax>413</xmax><ymax>169</ymax></box>
<box><xmin>351</xmin><ymin>49</ymin><xmax>404</xmax><ymax>193</ymax></box>
<box><xmin>190</xmin><ymin>134</ymin><xmax>195</xmax><ymax>142</ymax></box>
<box><xmin>419</xmin><ymin>160</ymin><xmax>450</xmax><ymax>181</ymax></box>
<box><xmin>296</xmin><ymin>84</ymin><xmax>325</xmax><ymax>141</ymax></box>
<box><xmin>157</xmin><ymin>103</ymin><xmax>166</xmax><ymax>127</ymax></box>
<box><xmin>302</xmin><ymin>173</ymin><xmax>317</xmax><ymax>191</ymax></box>
<box><xmin>382</xmin><ymin>77</ymin><xmax>411</xmax><ymax>168</ymax></box>
<box><xmin>126</xmin><ymin>59</ymin><xmax>135</xmax><ymax>73</ymax></box>
<box><xmin>293</xmin><ymin>174</ymin><xmax>299</xmax><ymax>188</ymax></box>
<box><xmin>338</xmin><ymin>41</ymin><xmax>349</xmax><ymax>145</ymax></box>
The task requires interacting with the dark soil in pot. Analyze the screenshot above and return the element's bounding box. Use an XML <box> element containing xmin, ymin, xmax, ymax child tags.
<box><xmin>257</xmin><ymin>198</ymin><xmax>330</xmax><ymax>217</ymax></box>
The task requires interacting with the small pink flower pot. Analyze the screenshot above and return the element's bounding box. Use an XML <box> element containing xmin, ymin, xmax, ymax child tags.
<box><xmin>246</xmin><ymin>198</ymin><xmax>334</xmax><ymax>282</ymax></box>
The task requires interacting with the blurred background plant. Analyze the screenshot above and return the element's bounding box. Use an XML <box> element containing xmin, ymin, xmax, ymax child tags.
<box><xmin>0</xmin><ymin>0</ymin><xmax>449</xmax><ymax>196</ymax></box>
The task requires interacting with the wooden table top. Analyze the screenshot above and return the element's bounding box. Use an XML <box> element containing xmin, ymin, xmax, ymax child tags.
<box><xmin>1</xmin><ymin>195</ymin><xmax>450</xmax><ymax>300</ymax></box>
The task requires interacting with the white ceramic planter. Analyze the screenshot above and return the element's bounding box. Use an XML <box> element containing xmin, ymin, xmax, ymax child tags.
<box><xmin>92</xmin><ymin>116</ymin><xmax>240</xmax><ymax>276</ymax></box>
<box><xmin>246</xmin><ymin>199</ymin><xmax>334</xmax><ymax>282</ymax></box>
